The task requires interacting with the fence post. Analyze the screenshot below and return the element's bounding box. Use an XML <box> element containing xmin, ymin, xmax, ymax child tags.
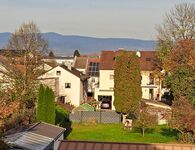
<box><xmin>100</xmin><ymin>111</ymin><xmax>102</xmax><ymax>123</ymax></box>
<box><xmin>81</xmin><ymin>111</ymin><xmax>83</xmax><ymax>123</ymax></box>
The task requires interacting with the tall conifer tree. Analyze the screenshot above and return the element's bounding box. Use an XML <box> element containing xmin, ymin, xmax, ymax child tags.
<box><xmin>36</xmin><ymin>84</ymin><xmax>55</xmax><ymax>124</ymax></box>
<box><xmin>114</xmin><ymin>51</ymin><xmax>142</xmax><ymax>114</ymax></box>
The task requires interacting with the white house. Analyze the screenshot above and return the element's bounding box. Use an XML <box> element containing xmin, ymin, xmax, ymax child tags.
<box><xmin>94</xmin><ymin>50</ymin><xmax>162</xmax><ymax>110</ymax></box>
<box><xmin>39</xmin><ymin>65</ymin><xmax>88</xmax><ymax>107</ymax></box>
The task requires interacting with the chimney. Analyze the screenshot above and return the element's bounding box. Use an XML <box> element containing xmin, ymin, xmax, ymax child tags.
<box><xmin>136</xmin><ymin>51</ymin><xmax>141</xmax><ymax>57</ymax></box>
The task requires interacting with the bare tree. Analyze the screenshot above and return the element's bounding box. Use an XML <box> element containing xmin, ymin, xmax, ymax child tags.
<box><xmin>0</xmin><ymin>22</ymin><xmax>48</xmax><ymax>110</ymax></box>
<box><xmin>156</xmin><ymin>3</ymin><xmax>195</xmax><ymax>62</ymax></box>
<box><xmin>157</xmin><ymin>3</ymin><xmax>195</xmax><ymax>41</ymax></box>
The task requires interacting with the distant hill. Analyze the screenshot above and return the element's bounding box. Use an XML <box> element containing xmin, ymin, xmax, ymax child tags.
<box><xmin>0</xmin><ymin>32</ymin><xmax>156</xmax><ymax>55</ymax></box>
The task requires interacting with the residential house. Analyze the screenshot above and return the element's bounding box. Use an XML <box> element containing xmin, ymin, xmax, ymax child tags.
<box><xmin>39</xmin><ymin>65</ymin><xmax>88</xmax><ymax>107</ymax></box>
<box><xmin>94</xmin><ymin>50</ymin><xmax>162</xmax><ymax>110</ymax></box>
<box><xmin>73</xmin><ymin>56</ymin><xmax>100</xmax><ymax>97</ymax></box>
<box><xmin>4</xmin><ymin>122</ymin><xmax>65</xmax><ymax>150</ymax></box>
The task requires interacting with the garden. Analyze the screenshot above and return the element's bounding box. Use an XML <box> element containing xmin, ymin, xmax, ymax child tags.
<box><xmin>66</xmin><ymin>123</ymin><xmax>178</xmax><ymax>143</ymax></box>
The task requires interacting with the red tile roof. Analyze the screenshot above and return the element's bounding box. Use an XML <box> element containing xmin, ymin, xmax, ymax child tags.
<box><xmin>73</xmin><ymin>57</ymin><xmax>88</xmax><ymax>69</ymax></box>
<box><xmin>99</xmin><ymin>50</ymin><xmax>157</xmax><ymax>71</ymax></box>
<box><xmin>99</xmin><ymin>51</ymin><xmax>115</xmax><ymax>70</ymax></box>
<box><xmin>74</xmin><ymin>57</ymin><xmax>100</xmax><ymax>69</ymax></box>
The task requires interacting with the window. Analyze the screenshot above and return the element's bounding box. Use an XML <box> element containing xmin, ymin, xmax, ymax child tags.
<box><xmin>65</xmin><ymin>83</ymin><xmax>71</xmax><ymax>88</ymax></box>
<box><xmin>56</xmin><ymin>71</ymin><xmax>61</xmax><ymax>76</ymax></box>
<box><xmin>59</xmin><ymin>96</ymin><xmax>66</xmax><ymax>103</ymax></box>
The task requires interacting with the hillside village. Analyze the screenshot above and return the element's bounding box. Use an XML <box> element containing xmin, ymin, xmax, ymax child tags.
<box><xmin>0</xmin><ymin>2</ymin><xmax>195</xmax><ymax>150</ymax></box>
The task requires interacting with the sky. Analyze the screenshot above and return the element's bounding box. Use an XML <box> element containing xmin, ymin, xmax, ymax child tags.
<box><xmin>0</xmin><ymin>0</ymin><xmax>194</xmax><ymax>40</ymax></box>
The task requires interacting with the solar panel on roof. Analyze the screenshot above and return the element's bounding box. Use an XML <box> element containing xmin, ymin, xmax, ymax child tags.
<box><xmin>87</xmin><ymin>62</ymin><xmax>99</xmax><ymax>77</ymax></box>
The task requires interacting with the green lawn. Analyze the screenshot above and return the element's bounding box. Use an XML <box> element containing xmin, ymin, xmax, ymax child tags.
<box><xmin>67</xmin><ymin>123</ymin><xmax>178</xmax><ymax>143</ymax></box>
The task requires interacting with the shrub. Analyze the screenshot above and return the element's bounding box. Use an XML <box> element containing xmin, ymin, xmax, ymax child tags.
<box><xmin>36</xmin><ymin>84</ymin><xmax>55</xmax><ymax>124</ymax></box>
<box><xmin>55</xmin><ymin>105</ymin><xmax>69</xmax><ymax>127</ymax></box>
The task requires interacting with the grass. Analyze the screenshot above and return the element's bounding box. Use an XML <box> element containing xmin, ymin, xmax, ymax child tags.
<box><xmin>67</xmin><ymin>123</ymin><xmax>178</xmax><ymax>143</ymax></box>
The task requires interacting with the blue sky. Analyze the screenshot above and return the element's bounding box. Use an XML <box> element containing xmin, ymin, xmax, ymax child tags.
<box><xmin>0</xmin><ymin>0</ymin><xmax>194</xmax><ymax>40</ymax></box>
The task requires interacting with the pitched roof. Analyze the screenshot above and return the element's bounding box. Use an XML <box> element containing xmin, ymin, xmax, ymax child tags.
<box><xmin>58</xmin><ymin>140</ymin><xmax>139</xmax><ymax>150</ymax></box>
<box><xmin>73</xmin><ymin>57</ymin><xmax>100</xmax><ymax>69</ymax></box>
<box><xmin>99</xmin><ymin>50</ymin><xmax>157</xmax><ymax>71</ymax></box>
<box><xmin>5</xmin><ymin>122</ymin><xmax>65</xmax><ymax>150</ymax></box>
<box><xmin>73</xmin><ymin>57</ymin><xmax>88</xmax><ymax>69</ymax></box>
<box><xmin>73</xmin><ymin>57</ymin><xmax>100</xmax><ymax>77</ymax></box>
<box><xmin>29</xmin><ymin>122</ymin><xmax>65</xmax><ymax>139</ymax></box>
<box><xmin>139</xmin><ymin>51</ymin><xmax>157</xmax><ymax>71</ymax></box>
<box><xmin>58</xmin><ymin>140</ymin><xmax>195</xmax><ymax>150</ymax></box>
<box><xmin>99</xmin><ymin>51</ymin><xmax>115</xmax><ymax>70</ymax></box>
<box><xmin>60</xmin><ymin>65</ymin><xmax>89</xmax><ymax>81</ymax></box>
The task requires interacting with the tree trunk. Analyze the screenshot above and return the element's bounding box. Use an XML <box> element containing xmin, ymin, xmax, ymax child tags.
<box><xmin>142</xmin><ymin>127</ymin><xmax>145</xmax><ymax>137</ymax></box>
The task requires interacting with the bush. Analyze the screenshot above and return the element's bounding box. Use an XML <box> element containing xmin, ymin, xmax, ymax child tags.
<box><xmin>55</xmin><ymin>105</ymin><xmax>69</xmax><ymax>127</ymax></box>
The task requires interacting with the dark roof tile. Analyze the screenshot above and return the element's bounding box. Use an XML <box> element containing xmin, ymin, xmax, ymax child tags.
<box><xmin>29</xmin><ymin>122</ymin><xmax>65</xmax><ymax>140</ymax></box>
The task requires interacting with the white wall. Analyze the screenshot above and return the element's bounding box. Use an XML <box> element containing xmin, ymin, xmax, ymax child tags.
<box><xmin>39</xmin><ymin>66</ymin><xmax>81</xmax><ymax>106</ymax></box>
<box><xmin>54</xmin><ymin>134</ymin><xmax>64</xmax><ymax>150</ymax></box>
<box><xmin>87</xmin><ymin>77</ymin><xmax>99</xmax><ymax>93</ymax></box>
<box><xmin>95</xmin><ymin>69</ymin><xmax>161</xmax><ymax>110</ymax></box>
<box><xmin>99</xmin><ymin>70</ymin><xmax>114</xmax><ymax>90</ymax></box>
<box><xmin>141</xmin><ymin>71</ymin><xmax>160</xmax><ymax>100</ymax></box>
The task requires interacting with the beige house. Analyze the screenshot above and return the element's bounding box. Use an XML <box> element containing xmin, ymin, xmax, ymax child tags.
<box><xmin>39</xmin><ymin>65</ymin><xmax>88</xmax><ymax>107</ymax></box>
<box><xmin>94</xmin><ymin>50</ymin><xmax>162</xmax><ymax>110</ymax></box>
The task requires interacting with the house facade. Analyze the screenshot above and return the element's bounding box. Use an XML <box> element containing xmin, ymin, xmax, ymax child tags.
<box><xmin>73</xmin><ymin>56</ymin><xmax>100</xmax><ymax>97</ymax></box>
<box><xmin>39</xmin><ymin>65</ymin><xmax>88</xmax><ymax>107</ymax></box>
<box><xmin>94</xmin><ymin>50</ymin><xmax>162</xmax><ymax>110</ymax></box>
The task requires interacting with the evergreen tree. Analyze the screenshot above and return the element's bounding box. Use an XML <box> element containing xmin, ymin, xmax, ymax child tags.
<box><xmin>36</xmin><ymin>84</ymin><xmax>45</xmax><ymax>122</ymax></box>
<box><xmin>36</xmin><ymin>84</ymin><xmax>55</xmax><ymax>124</ymax></box>
<box><xmin>114</xmin><ymin>51</ymin><xmax>142</xmax><ymax>114</ymax></box>
<box><xmin>49</xmin><ymin>51</ymin><xmax>55</xmax><ymax>57</ymax></box>
<box><xmin>73</xmin><ymin>50</ymin><xmax>80</xmax><ymax>57</ymax></box>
